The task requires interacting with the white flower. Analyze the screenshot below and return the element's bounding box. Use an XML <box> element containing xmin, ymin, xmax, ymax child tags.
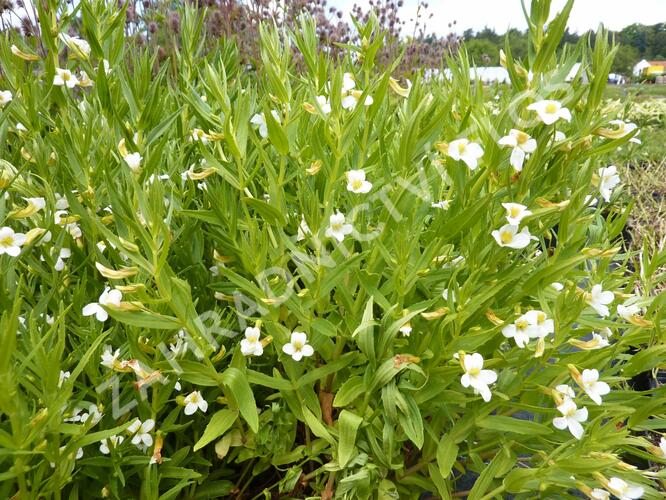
<box><xmin>501</xmin><ymin>202</ymin><xmax>532</xmax><ymax>225</ymax></box>
<box><xmin>240</xmin><ymin>326</ymin><xmax>263</xmax><ymax>357</ymax></box>
<box><xmin>617</xmin><ymin>303</ymin><xmax>641</xmax><ymax>321</ymax></box>
<box><xmin>597</xmin><ymin>166</ymin><xmax>620</xmax><ymax>203</ymax></box>
<box><xmin>183</xmin><ymin>390</ymin><xmax>208</xmax><ymax>415</ymax></box>
<box><xmin>127</xmin><ymin>418</ymin><xmax>155</xmax><ymax>450</ymax></box>
<box><xmin>580</xmin><ymin>369</ymin><xmax>610</xmax><ymax>405</ymax></box>
<box><xmin>527</xmin><ymin>100</ymin><xmax>572</xmax><ymax>125</ymax></box>
<box><xmin>0</xmin><ymin>90</ymin><xmax>12</xmax><ymax>107</ymax></box>
<box><xmin>446</xmin><ymin>139</ymin><xmax>484</xmax><ymax>170</ymax></box>
<box><xmin>585</xmin><ymin>284</ymin><xmax>614</xmax><ymax>317</ymax></box>
<box><xmin>607</xmin><ymin>119</ymin><xmax>639</xmax><ymax>139</ymax></box>
<box><xmin>554</xmin><ymin>130</ymin><xmax>567</xmax><ymax>142</ymax></box>
<box><xmin>297</xmin><ymin>215</ymin><xmax>311</xmax><ymax>241</ymax></box>
<box><xmin>341</xmin><ymin>90</ymin><xmax>373</xmax><ymax>110</ymax></box>
<box><xmin>399</xmin><ymin>322</ymin><xmax>412</xmax><ymax>337</ymax></box>
<box><xmin>123</xmin><ymin>152</ymin><xmax>143</xmax><ymax>172</ymax></box>
<box><xmin>502</xmin><ymin>314</ymin><xmax>538</xmax><ymax>348</ymax></box>
<box><xmin>316</xmin><ymin>95</ymin><xmax>331</xmax><ymax>115</ymax></box>
<box><xmin>22</xmin><ymin>197</ymin><xmax>46</xmax><ymax>212</ymax></box>
<box><xmin>346</xmin><ymin>169</ymin><xmax>372</xmax><ymax>194</ymax></box>
<box><xmin>431</xmin><ymin>200</ymin><xmax>451</xmax><ymax>210</ymax></box>
<box><xmin>325</xmin><ymin>211</ymin><xmax>353</xmax><ymax>242</ymax></box>
<box><xmin>0</xmin><ymin>227</ymin><xmax>27</xmax><ymax>257</ymax></box>
<box><xmin>58</xmin><ymin>370</ymin><xmax>71</xmax><ymax>388</ymax></box>
<box><xmin>191</xmin><ymin>128</ymin><xmax>208</xmax><ymax>144</ymax></box>
<box><xmin>607</xmin><ymin>477</ymin><xmax>644</xmax><ymax>500</ymax></box>
<box><xmin>659</xmin><ymin>437</ymin><xmax>666</xmax><ymax>457</ymax></box>
<box><xmin>590</xmin><ymin>488</ymin><xmax>610</xmax><ymax>500</ymax></box>
<box><xmin>282</xmin><ymin>331</ymin><xmax>314</xmax><ymax>362</ymax></box>
<box><xmin>551</xmin><ymin>282</ymin><xmax>565</xmax><ymax>292</ymax></box>
<box><xmin>53</xmin><ymin>68</ymin><xmax>80</xmax><ymax>88</ymax></box>
<box><xmin>555</xmin><ymin>384</ymin><xmax>576</xmax><ymax>401</ymax></box>
<box><xmin>498</xmin><ymin>129</ymin><xmax>537</xmax><ymax>171</ymax></box>
<box><xmin>82</xmin><ymin>287</ymin><xmax>122</xmax><ymax>322</ymax></box>
<box><xmin>169</xmin><ymin>330</ymin><xmax>189</xmax><ymax>357</ymax></box>
<box><xmin>250</xmin><ymin>110</ymin><xmax>280</xmax><ymax>139</ymax></box>
<box><xmin>524</xmin><ymin>310</ymin><xmax>554</xmax><ymax>338</ymax></box>
<box><xmin>460</xmin><ymin>353</ymin><xmax>497</xmax><ymax>402</ymax></box>
<box><xmin>15</xmin><ymin>122</ymin><xmax>28</xmax><ymax>133</ymax></box>
<box><xmin>342</xmin><ymin>72</ymin><xmax>355</xmax><ymax>92</ymax></box>
<box><xmin>99</xmin><ymin>435</ymin><xmax>124</xmax><ymax>455</ymax></box>
<box><xmin>553</xmin><ymin>399</ymin><xmax>587</xmax><ymax>439</ymax></box>
<box><xmin>100</xmin><ymin>347</ymin><xmax>121</xmax><ymax>369</ymax></box>
<box><xmin>55</xmin><ymin>193</ymin><xmax>69</xmax><ymax>210</ymax></box>
<box><xmin>491</xmin><ymin>224</ymin><xmax>533</xmax><ymax>249</ymax></box>
<box><xmin>60</xmin><ymin>34</ymin><xmax>91</xmax><ymax>59</ymax></box>
<box><xmin>54</xmin><ymin>247</ymin><xmax>72</xmax><ymax>271</ymax></box>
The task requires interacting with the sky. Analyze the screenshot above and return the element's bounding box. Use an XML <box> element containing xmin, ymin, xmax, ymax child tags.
<box><xmin>334</xmin><ymin>0</ymin><xmax>666</xmax><ymax>35</ymax></box>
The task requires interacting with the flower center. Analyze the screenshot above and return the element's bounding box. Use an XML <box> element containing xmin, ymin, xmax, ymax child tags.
<box><xmin>545</xmin><ymin>103</ymin><xmax>558</xmax><ymax>114</ymax></box>
<box><xmin>293</xmin><ymin>340</ymin><xmax>303</xmax><ymax>350</ymax></box>
<box><xmin>536</xmin><ymin>312</ymin><xmax>546</xmax><ymax>324</ymax></box>
<box><xmin>509</xmin><ymin>206</ymin><xmax>521</xmax><ymax>218</ymax></box>
<box><xmin>331</xmin><ymin>222</ymin><xmax>343</xmax><ymax>231</ymax></box>
<box><xmin>516</xmin><ymin>319</ymin><xmax>529</xmax><ymax>330</ymax></box>
<box><xmin>458</xmin><ymin>142</ymin><xmax>467</xmax><ymax>154</ymax></box>
<box><xmin>500</xmin><ymin>231</ymin><xmax>513</xmax><ymax>244</ymax></box>
<box><xmin>0</xmin><ymin>236</ymin><xmax>13</xmax><ymax>247</ymax></box>
<box><xmin>565</xmin><ymin>407</ymin><xmax>576</xmax><ymax>417</ymax></box>
<box><xmin>351</xmin><ymin>179</ymin><xmax>363</xmax><ymax>190</ymax></box>
<box><xmin>516</xmin><ymin>131</ymin><xmax>529</xmax><ymax>144</ymax></box>
<box><xmin>468</xmin><ymin>367</ymin><xmax>480</xmax><ymax>376</ymax></box>
<box><xmin>62</xmin><ymin>72</ymin><xmax>71</xmax><ymax>81</ymax></box>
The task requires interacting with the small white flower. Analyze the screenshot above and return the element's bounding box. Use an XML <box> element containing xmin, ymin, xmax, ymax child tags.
<box><xmin>617</xmin><ymin>303</ymin><xmax>641</xmax><ymax>321</ymax></box>
<box><xmin>527</xmin><ymin>100</ymin><xmax>572</xmax><ymax>125</ymax></box>
<box><xmin>341</xmin><ymin>90</ymin><xmax>373</xmax><ymax>110</ymax></box>
<box><xmin>498</xmin><ymin>129</ymin><xmax>537</xmax><ymax>171</ymax></box>
<box><xmin>191</xmin><ymin>128</ymin><xmax>208</xmax><ymax>144</ymax></box>
<box><xmin>282</xmin><ymin>331</ymin><xmax>314</xmax><ymax>362</ymax></box>
<box><xmin>316</xmin><ymin>95</ymin><xmax>331</xmax><ymax>115</ymax></box>
<box><xmin>580</xmin><ymin>369</ymin><xmax>610</xmax><ymax>405</ymax></box>
<box><xmin>183</xmin><ymin>390</ymin><xmax>208</xmax><ymax>415</ymax></box>
<box><xmin>524</xmin><ymin>310</ymin><xmax>554</xmax><ymax>338</ymax></box>
<box><xmin>342</xmin><ymin>72</ymin><xmax>355</xmax><ymax>92</ymax></box>
<box><xmin>598</xmin><ymin>166</ymin><xmax>620</xmax><ymax>203</ymax></box>
<box><xmin>555</xmin><ymin>384</ymin><xmax>576</xmax><ymax>401</ymax></box>
<box><xmin>607</xmin><ymin>477</ymin><xmax>644</xmax><ymax>500</ymax></box>
<box><xmin>15</xmin><ymin>122</ymin><xmax>28</xmax><ymax>133</ymax></box>
<box><xmin>60</xmin><ymin>34</ymin><xmax>91</xmax><ymax>59</ymax></box>
<box><xmin>123</xmin><ymin>152</ymin><xmax>143</xmax><ymax>172</ymax></box>
<box><xmin>554</xmin><ymin>130</ymin><xmax>567</xmax><ymax>142</ymax></box>
<box><xmin>446</xmin><ymin>139</ymin><xmax>484</xmax><ymax>170</ymax></box>
<box><xmin>553</xmin><ymin>399</ymin><xmax>587</xmax><ymax>439</ymax></box>
<box><xmin>551</xmin><ymin>282</ymin><xmax>565</xmax><ymax>292</ymax></box>
<box><xmin>54</xmin><ymin>247</ymin><xmax>72</xmax><ymax>271</ymax></box>
<box><xmin>502</xmin><ymin>314</ymin><xmax>538</xmax><ymax>348</ymax></box>
<box><xmin>58</xmin><ymin>370</ymin><xmax>71</xmax><ymax>388</ymax></box>
<box><xmin>297</xmin><ymin>215</ymin><xmax>311</xmax><ymax>241</ymax></box>
<box><xmin>431</xmin><ymin>200</ymin><xmax>451</xmax><ymax>210</ymax></box>
<box><xmin>127</xmin><ymin>418</ymin><xmax>155</xmax><ymax>450</ymax></box>
<box><xmin>585</xmin><ymin>284</ymin><xmax>614</xmax><ymax>317</ymax></box>
<box><xmin>659</xmin><ymin>437</ymin><xmax>666</xmax><ymax>457</ymax></box>
<box><xmin>0</xmin><ymin>90</ymin><xmax>12</xmax><ymax>107</ymax></box>
<box><xmin>169</xmin><ymin>330</ymin><xmax>189</xmax><ymax>357</ymax></box>
<box><xmin>99</xmin><ymin>435</ymin><xmax>124</xmax><ymax>455</ymax></box>
<box><xmin>240</xmin><ymin>327</ymin><xmax>263</xmax><ymax>357</ymax></box>
<box><xmin>325</xmin><ymin>211</ymin><xmax>353</xmax><ymax>242</ymax></box>
<box><xmin>607</xmin><ymin>119</ymin><xmax>639</xmax><ymax>139</ymax></box>
<box><xmin>250</xmin><ymin>110</ymin><xmax>280</xmax><ymax>139</ymax></box>
<box><xmin>0</xmin><ymin>227</ymin><xmax>27</xmax><ymax>257</ymax></box>
<box><xmin>82</xmin><ymin>287</ymin><xmax>122</xmax><ymax>322</ymax></box>
<box><xmin>100</xmin><ymin>346</ymin><xmax>121</xmax><ymax>369</ymax></box>
<box><xmin>53</xmin><ymin>68</ymin><xmax>80</xmax><ymax>88</ymax></box>
<box><xmin>55</xmin><ymin>193</ymin><xmax>70</xmax><ymax>210</ymax></box>
<box><xmin>501</xmin><ymin>202</ymin><xmax>532</xmax><ymax>225</ymax></box>
<box><xmin>399</xmin><ymin>322</ymin><xmax>412</xmax><ymax>337</ymax></box>
<box><xmin>460</xmin><ymin>353</ymin><xmax>497</xmax><ymax>402</ymax></box>
<box><xmin>590</xmin><ymin>488</ymin><xmax>610</xmax><ymax>500</ymax></box>
<box><xmin>491</xmin><ymin>224</ymin><xmax>533</xmax><ymax>249</ymax></box>
<box><xmin>346</xmin><ymin>169</ymin><xmax>372</xmax><ymax>194</ymax></box>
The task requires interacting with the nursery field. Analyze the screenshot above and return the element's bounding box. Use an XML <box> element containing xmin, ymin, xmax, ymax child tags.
<box><xmin>1</xmin><ymin>0</ymin><xmax>666</xmax><ymax>499</ymax></box>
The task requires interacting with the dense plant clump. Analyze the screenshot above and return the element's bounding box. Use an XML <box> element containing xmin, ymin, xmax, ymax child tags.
<box><xmin>1</xmin><ymin>0</ymin><xmax>665</xmax><ymax>498</ymax></box>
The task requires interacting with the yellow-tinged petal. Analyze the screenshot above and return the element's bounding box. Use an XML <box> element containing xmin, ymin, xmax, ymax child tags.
<box><xmin>95</xmin><ymin>262</ymin><xmax>139</xmax><ymax>279</ymax></box>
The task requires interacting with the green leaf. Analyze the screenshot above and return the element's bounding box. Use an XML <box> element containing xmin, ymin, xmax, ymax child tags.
<box><xmin>193</xmin><ymin>409</ymin><xmax>238</xmax><ymax>451</ymax></box>
<box><xmin>436</xmin><ymin>434</ymin><xmax>459</xmax><ymax>478</ymax></box>
<box><xmin>337</xmin><ymin>410</ymin><xmax>362</xmax><ymax>467</ymax></box>
<box><xmin>221</xmin><ymin>367</ymin><xmax>259</xmax><ymax>433</ymax></box>
<box><xmin>476</xmin><ymin>416</ymin><xmax>552</xmax><ymax>436</ymax></box>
